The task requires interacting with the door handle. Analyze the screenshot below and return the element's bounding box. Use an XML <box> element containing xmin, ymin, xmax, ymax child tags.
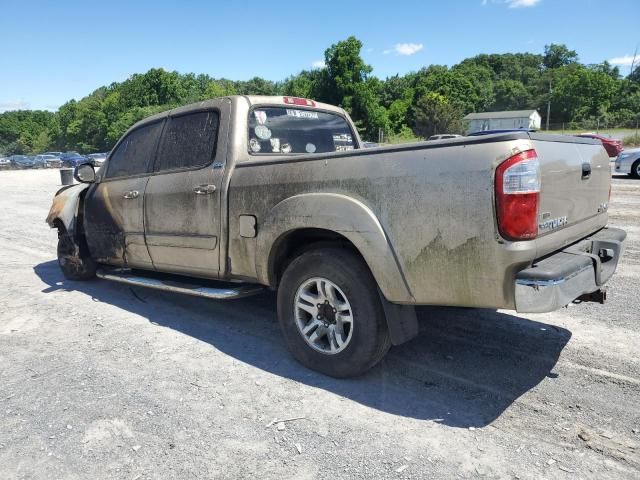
<box><xmin>123</xmin><ymin>190</ymin><xmax>139</xmax><ymax>199</ymax></box>
<box><xmin>581</xmin><ymin>162</ymin><xmax>592</xmax><ymax>179</ymax></box>
<box><xmin>193</xmin><ymin>184</ymin><xmax>216</xmax><ymax>195</ymax></box>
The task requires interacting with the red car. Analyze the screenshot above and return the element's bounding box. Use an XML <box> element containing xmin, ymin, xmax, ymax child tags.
<box><xmin>576</xmin><ymin>133</ymin><xmax>623</xmax><ymax>158</ymax></box>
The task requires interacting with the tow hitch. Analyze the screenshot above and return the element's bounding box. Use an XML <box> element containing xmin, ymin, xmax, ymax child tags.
<box><xmin>575</xmin><ymin>288</ymin><xmax>607</xmax><ymax>305</ymax></box>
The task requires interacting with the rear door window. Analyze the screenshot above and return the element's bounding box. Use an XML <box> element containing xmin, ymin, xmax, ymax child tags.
<box><xmin>106</xmin><ymin>121</ymin><xmax>163</xmax><ymax>178</ymax></box>
<box><xmin>248</xmin><ymin>107</ymin><xmax>355</xmax><ymax>154</ymax></box>
<box><xmin>154</xmin><ymin>110</ymin><xmax>219</xmax><ymax>172</ymax></box>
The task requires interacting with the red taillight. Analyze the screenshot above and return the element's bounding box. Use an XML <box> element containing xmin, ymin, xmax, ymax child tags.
<box><xmin>283</xmin><ymin>96</ymin><xmax>316</xmax><ymax>107</ymax></box>
<box><xmin>495</xmin><ymin>149</ymin><xmax>540</xmax><ymax>241</ymax></box>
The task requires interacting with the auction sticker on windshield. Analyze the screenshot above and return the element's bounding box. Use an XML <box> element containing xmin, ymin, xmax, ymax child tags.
<box><xmin>286</xmin><ymin>109</ymin><xmax>319</xmax><ymax>119</ymax></box>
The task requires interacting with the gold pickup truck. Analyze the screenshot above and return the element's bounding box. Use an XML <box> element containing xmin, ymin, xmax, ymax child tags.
<box><xmin>47</xmin><ymin>96</ymin><xmax>626</xmax><ymax>377</ymax></box>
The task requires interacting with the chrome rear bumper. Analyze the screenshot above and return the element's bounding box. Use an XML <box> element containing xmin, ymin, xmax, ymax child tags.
<box><xmin>515</xmin><ymin>227</ymin><xmax>626</xmax><ymax>313</ymax></box>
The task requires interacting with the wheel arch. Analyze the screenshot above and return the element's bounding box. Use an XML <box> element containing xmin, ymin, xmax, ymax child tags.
<box><xmin>45</xmin><ymin>183</ymin><xmax>90</xmax><ymax>236</ymax></box>
<box><xmin>256</xmin><ymin>193</ymin><xmax>414</xmax><ymax>304</ymax></box>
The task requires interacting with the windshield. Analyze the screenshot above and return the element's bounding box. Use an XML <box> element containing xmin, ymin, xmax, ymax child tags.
<box><xmin>248</xmin><ymin>107</ymin><xmax>355</xmax><ymax>155</ymax></box>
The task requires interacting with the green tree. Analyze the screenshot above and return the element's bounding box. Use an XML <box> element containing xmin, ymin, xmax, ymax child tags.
<box><xmin>413</xmin><ymin>92</ymin><xmax>463</xmax><ymax>137</ymax></box>
<box><xmin>323</xmin><ymin>36</ymin><xmax>372</xmax><ymax>109</ymax></box>
<box><xmin>492</xmin><ymin>79</ymin><xmax>531</xmax><ymax>110</ymax></box>
<box><xmin>2</xmin><ymin>37</ymin><xmax>638</xmax><ymax>152</ymax></box>
<box><xmin>552</xmin><ymin>66</ymin><xmax>618</xmax><ymax>122</ymax></box>
<box><xmin>543</xmin><ymin>44</ymin><xmax>578</xmax><ymax>70</ymax></box>
<box><xmin>33</xmin><ymin>129</ymin><xmax>52</xmax><ymax>152</ymax></box>
<box><xmin>235</xmin><ymin>77</ymin><xmax>277</xmax><ymax>95</ymax></box>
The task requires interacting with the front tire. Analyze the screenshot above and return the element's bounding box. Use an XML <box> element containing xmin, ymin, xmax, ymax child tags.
<box><xmin>277</xmin><ymin>248</ymin><xmax>391</xmax><ymax>378</ymax></box>
<box><xmin>631</xmin><ymin>160</ymin><xmax>640</xmax><ymax>179</ymax></box>
<box><xmin>57</xmin><ymin>230</ymin><xmax>96</xmax><ymax>280</ymax></box>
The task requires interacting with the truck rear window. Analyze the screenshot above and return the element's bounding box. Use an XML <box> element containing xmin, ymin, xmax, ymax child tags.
<box><xmin>248</xmin><ymin>107</ymin><xmax>355</xmax><ymax>155</ymax></box>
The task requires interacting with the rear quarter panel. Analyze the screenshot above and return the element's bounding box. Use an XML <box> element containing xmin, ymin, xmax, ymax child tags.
<box><xmin>228</xmin><ymin>138</ymin><xmax>537</xmax><ymax>308</ymax></box>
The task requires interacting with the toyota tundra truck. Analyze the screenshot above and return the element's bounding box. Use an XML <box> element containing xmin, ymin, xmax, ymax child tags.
<box><xmin>46</xmin><ymin>95</ymin><xmax>626</xmax><ymax>377</ymax></box>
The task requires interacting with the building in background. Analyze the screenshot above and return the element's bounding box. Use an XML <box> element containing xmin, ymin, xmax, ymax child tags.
<box><xmin>464</xmin><ymin>110</ymin><xmax>541</xmax><ymax>134</ymax></box>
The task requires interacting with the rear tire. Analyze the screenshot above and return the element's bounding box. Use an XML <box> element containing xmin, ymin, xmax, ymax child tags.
<box><xmin>57</xmin><ymin>230</ymin><xmax>96</xmax><ymax>280</ymax></box>
<box><xmin>277</xmin><ymin>248</ymin><xmax>391</xmax><ymax>378</ymax></box>
<box><xmin>631</xmin><ymin>160</ymin><xmax>640</xmax><ymax>179</ymax></box>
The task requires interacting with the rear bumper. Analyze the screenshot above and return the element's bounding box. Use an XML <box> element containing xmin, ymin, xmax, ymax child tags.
<box><xmin>515</xmin><ymin>227</ymin><xmax>626</xmax><ymax>313</ymax></box>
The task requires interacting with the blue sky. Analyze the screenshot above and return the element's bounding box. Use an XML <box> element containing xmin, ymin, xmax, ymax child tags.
<box><xmin>1</xmin><ymin>0</ymin><xmax>638</xmax><ymax>111</ymax></box>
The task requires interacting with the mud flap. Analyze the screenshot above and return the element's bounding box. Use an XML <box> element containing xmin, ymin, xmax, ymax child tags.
<box><xmin>378</xmin><ymin>290</ymin><xmax>419</xmax><ymax>345</ymax></box>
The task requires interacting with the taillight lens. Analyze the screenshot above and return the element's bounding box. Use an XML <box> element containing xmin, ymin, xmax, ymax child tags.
<box><xmin>495</xmin><ymin>149</ymin><xmax>540</xmax><ymax>241</ymax></box>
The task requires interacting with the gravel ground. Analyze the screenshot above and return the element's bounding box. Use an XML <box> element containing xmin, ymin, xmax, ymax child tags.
<box><xmin>0</xmin><ymin>169</ymin><xmax>639</xmax><ymax>480</ymax></box>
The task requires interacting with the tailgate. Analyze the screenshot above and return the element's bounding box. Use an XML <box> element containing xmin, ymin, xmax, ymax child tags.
<box><xmin>530</xmin><ymin>135</ymin><xmax>610</xmax><ymax>244</ymax></box>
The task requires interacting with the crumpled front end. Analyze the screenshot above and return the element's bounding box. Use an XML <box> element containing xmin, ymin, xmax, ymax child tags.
<box><xmin>45</xmin><ymin>183</ymin><xmax>89</xmax><ymax>233</ymax></box>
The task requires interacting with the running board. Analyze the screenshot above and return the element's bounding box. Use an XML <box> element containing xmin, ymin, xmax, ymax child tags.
<box><xmin>96</xmin><ymin>268</ymin><xmax>265</xmax><ymax>300</ymax></box>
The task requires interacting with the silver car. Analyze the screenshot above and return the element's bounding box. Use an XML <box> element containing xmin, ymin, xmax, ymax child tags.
<box><xmin>615</xmin><ymin>148</ymin><xmax>640</xmax><ymax>178</ymax></box>
<box><xmin>36</xmin><ymin>154</ymin><xmax>62</xmax><ymax>168</ymax></box>
<box><xmin>86</xmin><ymin>153</ymin><xmax>108</xmax><ymax>168</ymax></box>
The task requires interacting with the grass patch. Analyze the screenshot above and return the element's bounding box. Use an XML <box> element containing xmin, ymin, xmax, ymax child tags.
<box><xmin>622</xmin><ymin>133</ymin><xmax>640</xmax><ymax>147</ymax></box>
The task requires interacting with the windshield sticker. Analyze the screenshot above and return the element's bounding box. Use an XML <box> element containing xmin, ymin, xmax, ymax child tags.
<box><xmin>254</xmin><ymin>110</ymin><xmax>267</xmax><ymax>125</ymax></box>
<box><xmin>270</xmin><ymin>138</ymin><xmax>281</xmax><ymax>152</ymax></box>
<box><xmin>286</xmin><ymin>109</ymin><xmax>319</xmax><ymax>120</ymax></box>
<box><xmin>336</xmin><ymin>145</ymin><xmax>354</xmax><ymax>152</ymax></box>
<box><xmin>254</xmin><ymin>125</ymin><xmax>272</xmax><ymax>140</ymax></box>
<box><xmin>281</xmin><ymin>143</ymin><xmax>292</xmax><ymax>154</ymax></box>
<box><xmin>249</xmin><ymin>138</ymin><xmax>261</xmax><ymax>153</ymax></box>
<box><xmin>305</xmin><ymin>143</ymin><xmax>317</xmax><ymax>153</ymax></box>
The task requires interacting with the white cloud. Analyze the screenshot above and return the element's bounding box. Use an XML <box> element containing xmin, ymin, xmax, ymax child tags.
<box><xmin>311</xmin><ymin>60</ymin><xmax>325</xmax><ymax>69</ymax></box>
<box><xmin>385</xmin><ymin>43</ymin><xmax>424</xmax><ymax>56</ymax></box>
<box><xmin>609</xmin><ymin>55</ymin><xmax>637</xmax><ymax>66</ymax></box>
<box><xmin>0</xmin><ymin>100</ymin><xmax>30</xmax><ymax>113</ymax></box>
<box><xmin>506</xmin><ymin>0</ymin><xmax>541</xmax><ymax>7</ymax></box>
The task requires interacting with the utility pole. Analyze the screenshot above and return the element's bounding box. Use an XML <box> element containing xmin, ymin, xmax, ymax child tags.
<box><xmin>546</xmin><ymin>79</ymin><xmax>552</xmax><ymax>131</ymax></box>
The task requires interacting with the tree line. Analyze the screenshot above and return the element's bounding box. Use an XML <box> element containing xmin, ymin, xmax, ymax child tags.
<box><xmin>2</xmin><ymin>37</ymin><xmax>640</xmax><ymax>155</ymax></box>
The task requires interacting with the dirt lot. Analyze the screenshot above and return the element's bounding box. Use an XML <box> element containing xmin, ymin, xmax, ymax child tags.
<box><xmin>0</xmin><ymin>169</ymin><xmax>639</xmax><ymax>480</ymax></box>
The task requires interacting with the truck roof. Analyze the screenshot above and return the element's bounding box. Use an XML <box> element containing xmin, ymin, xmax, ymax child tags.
<box><xmin>127</xmin><ymin>95</ymin><xmax>348</xmax><ymax>133</ymax></box>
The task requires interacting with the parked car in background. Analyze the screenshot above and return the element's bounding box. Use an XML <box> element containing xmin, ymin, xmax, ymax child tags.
<box><xmin>576</xmin><ymin>133</ymin><xmax>622</xmax><ymax>158</ymax></box>
<box><xmin>36</xmin><ymin>154</ymin><xmax>62</xmax><ymax>168</ymax></box>
<box><xmin>32</xmin><ymin>156</ymin><xmax>47</xmax><ymax>168</ymax></box>
<box><xmin>43</xmin><ymin>151</ymin><xmax>64</xmax><ymax>157</ymax></box>
<box><xmin>60</xmin><ymin>152</ymin><xmax>89</xmax><ymax>168</ymax></box>
<box><xmin>86</xmin><ymin>152</ymin><xmax>108</xmax><ymax>168</ymax></box>
<box><xmin>0</xmin><ymin>157</ymin><xmax>10</xmax><ymax>169</ymax></box>
<box><xmin>9</xmin><ymin>155</ymin><xmax>39</xmax><ymax>169</ymax></box>
<box><xmin>428</xmin><ymin>134</ymin><xmax>462</xmax><ymax>140</ymax></box>
<box><xmin>615</xmin><ymin>147</ymin><xmax>640</xmax><ymax>178</ymax></box>
<box><xmin>362</xmin><ymin>141</ymin><xmax>379</xmax><ymax>148</ymax></box>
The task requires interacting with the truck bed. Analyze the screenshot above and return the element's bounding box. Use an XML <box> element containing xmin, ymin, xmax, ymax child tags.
<box><xmin>228</xmin><ymin>131</ymin><xmax>610</xmax><ymax>309</ymax></box>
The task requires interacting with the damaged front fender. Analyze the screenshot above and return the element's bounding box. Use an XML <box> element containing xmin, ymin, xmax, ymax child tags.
<box><xmin>45</xmin><ymin>183</ymin><xmax>90</xmax><ymax>234</ymax></box>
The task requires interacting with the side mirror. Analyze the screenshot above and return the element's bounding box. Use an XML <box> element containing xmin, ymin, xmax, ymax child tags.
<box><xmin>74</xmin><ymin>163</ymin><xmax>96</xmax><ymax>183</ymax></box>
